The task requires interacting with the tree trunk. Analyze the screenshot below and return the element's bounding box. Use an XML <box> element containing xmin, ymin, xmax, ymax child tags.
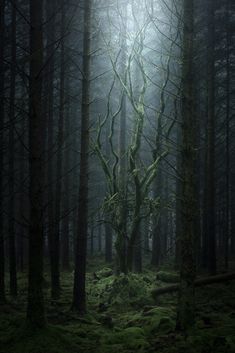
<box><xmin>45</xmin><ymin>0</ymin><xmax>57</xmax><ymax>298</ymax></box>
<box><xmin>105</xmin><ymin>222</ymin><xmax>112</xmax><ymax>263</ymax></box>
<box><xmin>203</xmin><ymin>0</ymin><xmax>216</xmax><ymax>275</ymax></box>
<box><xmin>175</xmin><ymin>124</ymin><xmax>182</xmax><ymax>270</ymax></box>
<box><xmin>0</xmin><ymin>0</ymin><xmax>6</xmax><ymax>303</ymax></box>
<box><xmin>116</xmin><ymin>4</ymin><xmax>128</xmax><ymax>274</ymax></box>
<box><xmin>152</xmin><ymin>272</ymin><xmax>235</xmax><ymax>299</ymax></box>
<box><xmin>51</xmin><ymin>0</ymin><xmax>66</xmax><ymax>299</ymax></box>
<box><xmin>224</xmin><ymin>0</ymin><xmax>231</xmax><ymax>271</ymax></box>
<box><xmin>176</xmin><ymin>0</ymin><xmax>196</xmax><ymax>331</ymax></box>
<box><xmin>72</xmin><ymin>0</ymin><xmax>91</xmax><ymax>314</ymax></box>
<box><xmin>27</xmin><ymin>0</ymin><xmax>46</xmax><ymax>328</ymax></box>
<box><xmin>8</xmin><ymin>0</ymin><xmax>17</xmax><ymax>297</ymax></box>
<box><xmin>61</xmin><ymin>99</ymin><xmax>71</xmax><ymax>271</ymax></box>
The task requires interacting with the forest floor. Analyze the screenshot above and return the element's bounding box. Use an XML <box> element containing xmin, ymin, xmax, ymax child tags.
<box><xmin>0</xmin><ymin>258</ymin><xmax>235</xmax><ymax>353</ymax></box>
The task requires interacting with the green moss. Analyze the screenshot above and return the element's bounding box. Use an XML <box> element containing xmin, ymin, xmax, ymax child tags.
<box><xmin>0</xmin><ymin>325</ymin><xmax>79</xmax><ymax>353</ymax></box>
<box><xmin>156</xmin><ymin>271</ymin><xmax>180</xmax><ymax>283</ymax></box>
<box><xmin>95</xmin><ymin>267</ymin><xmax>113</xmax><ymax>278</ymax></box>
<box><xmin>89</xmin><ymin>272</ymin><xmax>154</xmax><ymax>311</ymax></box>
<box><xmin>1</xmin><ymin>267</ymin><xmax>235</xmax><ymax>353</ymax></box>
<box><xmin>127</xmin><ymin>306</ymin><xmax>176</xmax><ymax>335</ymax></box>
<box><xmin>101</xmin><ymin>327</ymin><xmax>149</xmax><ymax>352</ymax></box>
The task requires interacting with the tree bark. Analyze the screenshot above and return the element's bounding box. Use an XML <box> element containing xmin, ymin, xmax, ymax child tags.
<box><xmin>27</xmin><ymin>0</ymin><xmax>46</xmax><ymax>328</ymax></box>
<box><xmin>202</xmin><ymin>0</ymin><xmax>216</xmax><ymax>275</ymax></box>
<box><xmin>72</xmin><ymin>0</ymin><xmax>91</xmax><ymax>314</ymax></box>
<box><xmin>176</xmin><ymin>0</ymin><xmax>196</xmax><ymax>331</ymax></box>
<box><xmin>8</xmin><ymin>0</ymin><xmax>17</xmax><ymax>297</ymax></box>
<box><xmin>0</xmin><ymin>0</ymin><xmax>6</xmax><ymax>303</ymax></box>
<box><xmin>51</xmin><ymin>0</ymin><xmax>66</xmax><ymax>299</ymax></box>
<box><xmin>152</xmin><ymin>272</ymin><xmax>235</xmax><ymax>299</ymax></box>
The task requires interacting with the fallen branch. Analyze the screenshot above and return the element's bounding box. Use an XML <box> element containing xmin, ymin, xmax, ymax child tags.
<box><xmin>151</xmin><ymin>272</ymin><xmax>235</xmax><ymax>299</ymax></box>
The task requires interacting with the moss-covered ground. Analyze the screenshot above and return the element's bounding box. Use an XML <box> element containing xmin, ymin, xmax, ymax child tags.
<box><xmin>1</xmin><ymin>258</ymin><xmax>235</xmax><ymax>353</ymax></box>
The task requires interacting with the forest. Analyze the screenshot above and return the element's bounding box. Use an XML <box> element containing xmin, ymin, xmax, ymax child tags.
<box><xmin>0</xmin><ymin>0</ymin><xmax>235</xmax><ymax>352</ymax></box>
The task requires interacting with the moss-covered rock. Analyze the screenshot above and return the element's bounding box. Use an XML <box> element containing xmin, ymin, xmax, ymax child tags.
<box><xmin>90</xmin><ymin>272</ymin><xmax>154</xmax><ymax>311</ymax></box>
<box><xmin>127</xmin><ymin>306</ymin><xmax>176</xmax><ymax>335</ymax></box>
<box><xmin>95</xmin><ymin>267</ymin><xmax>113</xmax><ymax>279</ymax></box>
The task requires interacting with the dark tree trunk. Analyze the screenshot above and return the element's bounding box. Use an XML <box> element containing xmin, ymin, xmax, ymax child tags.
<box><xmin>51</xmin><ymin>0</ymin><xmax>66</xmax><ymax>299</ymax></box>
<box><xmin>203</xmin><ymin>0</ymin><xmax>216</xmax><ymax>275</ymax></box>
<box><xmin>176</xmin><ymin>0</ymin><xmax>196</xmax><ymax>331</ymax></box>
<box><xmin>133</xmin><ymin>228</ymin><xmax>142</xmax><ymax>273</ymax></box>
<box><xmin>151</xmin><ymin>126</ymin><xmax>163</xmax><ymax>268</ymax></box>
<box><xmin>104</xmin><ymin>121</ymin><xmax>112</xmax><ymax>263</ymax></box>
<box><xmin>27</xmin><ymin>0</ymin><xmax>46</xmax><ymax>328</ymax></box>
<box><xmin>72</xmin><ymin>0</ymin><xmax>91</xmax><ymax>314</ymax></box>
<box><xmin>151</xmin><ymin>213</ymin><xmax>161</xmax><ymax>268</ymax></box>
<box><xmin>8</xmin><ymin>0</ymin><xmax>17</xmax><ymax>297</ymax></box>
<box><xmin>175</xmin><ymin>124</ymin><xmax>182</xmax><ymax>270</ymax></box>
<box><xmin>45</xmin><ymin>0</ymin><xmax>59</xmax><ymax>298</ymax></box>
<box><xmin>115</xmin><ymin>3</ymin><xmax>128</xmax><ymax>274</ymax></box>
<box><xmin>61</xmin><ymin>89</ymin><xmax>71</xmax><ymax>271</ymax></box>
<box><xmin>0</xmin><ymin>0</ymin><xmax>6</xmax><ymax>303</ymax></box>
<box><xmin>105</xmin><ymin>222</ymin><xmax>112</xmax><ymax>263</ymax></box>
<box><xmin>224</xmin><ymin>0</ymin><xmax>231</xmax><ymax>271</ymax></box>
<box><xmin>98</xmin><ymin>219</ymin><xmax>102</xmax><ymax>253</ymax></box>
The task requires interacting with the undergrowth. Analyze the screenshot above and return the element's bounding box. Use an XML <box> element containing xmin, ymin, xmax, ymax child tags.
<box><xmin>0</xmin><ymin>261</ymin><xmax>235</xmax><ymax>353</ymax></box>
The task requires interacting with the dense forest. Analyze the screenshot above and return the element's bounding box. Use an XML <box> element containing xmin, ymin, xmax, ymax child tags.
<box><xmin>0</xmin><ymin>0</ymin><xmax>235</xmax><ymax>352</ymax></box>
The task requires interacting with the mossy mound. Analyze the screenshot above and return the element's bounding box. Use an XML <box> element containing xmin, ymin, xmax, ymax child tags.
<box><xmin>94</xmin><ymin>267</ymin><xmax>113</xmax><ymax>279</ymax></box>
<box><xmin>127</xmin><ymin>306</ymin><xmax>176</xmax><ymax>335</ymax></box>
<box><xmin>90</xmin><ymin>272</ymin><xmax>154</xmax><ymax>311</ymax></box>
<box><xmin>100</xmin><ymin>327</ymin><xmax>149</xmax><ymax>353</ymax></box>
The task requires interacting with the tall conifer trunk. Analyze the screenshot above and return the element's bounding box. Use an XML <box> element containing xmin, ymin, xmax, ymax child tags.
<box><xmin>27</xmin><ymin>0</ymin><xmax>46</xmax><ymax>328</ymax></box>
<box><xmin>8</xmin><ymin>0</ymin><xmax>17</xmax><ymax>297</ymax></box>
<box><xmin>0</xmin><ymin>0</ymin><xmax>6</xmax><ymax>303</ymax></box>
<box><xmin>72</xmin><ymin>0</ymin><xmax>91</xmax><ymax>314</ymax></box>
<box><xmin>176</xmin><ymin>0</ymin><xmax>196</xmax><ymax>331</ymax></box>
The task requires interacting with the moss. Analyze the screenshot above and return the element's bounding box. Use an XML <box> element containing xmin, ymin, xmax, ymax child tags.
<box><xmin>127</xmin><ymin>306</ymin><xmax>176</xmax><ymax>335</ymax></box>
<box><xmin>156</xmin><ymin>271</ymin><xmax>180</xmax><ymax>283</ymax></box>
<box><xmin>0</xmin><ymin>325</ymin><xmax>79</xmax><ymax>353</ymax></box>
<box><xmin>1</xmin><ymin>268</ymin><xmax>235</xmax><ymax>353</ymax></box>
<box><xmin>95</xmin><ymin>267</ymin><xmax>113</xmax><ymax>279</ymax></box>
<box><xmin>89</xmin><ymin>272</ymin><xmax>154</xmax><ymax>311</ymax></box>
<box><xmin>101</xmin><ymin>327</ymin><xmax>149</xmax><ymax>352</ymax></box>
